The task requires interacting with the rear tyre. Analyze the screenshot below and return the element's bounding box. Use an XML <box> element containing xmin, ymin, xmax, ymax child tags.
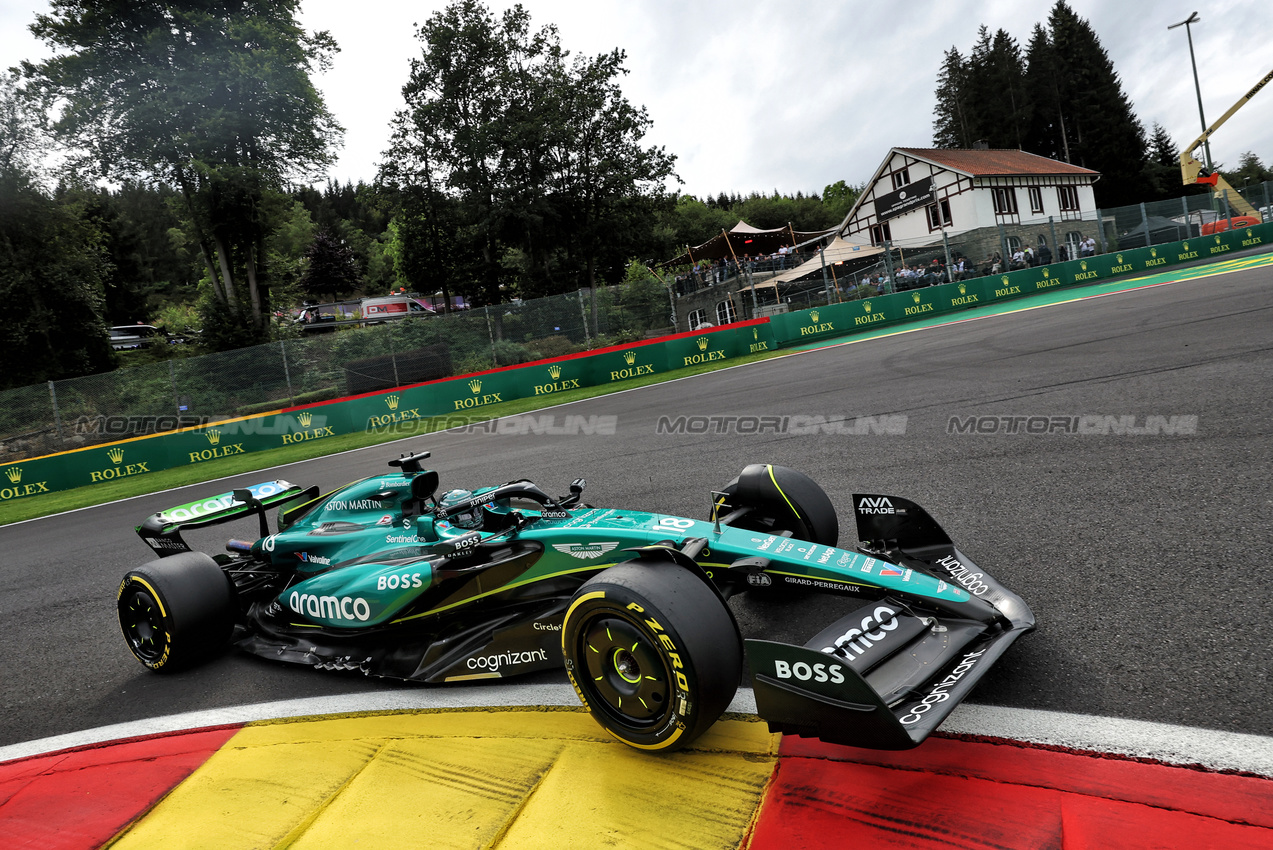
<box><xmin>117</xmin><ymin>552</ymin><xmax>236</xmax><ymax>672</ymax></box>
<box><xmin>562</xmin><ymin>562</ymin><xmax>741</xmax><ymax>751</ymax></box>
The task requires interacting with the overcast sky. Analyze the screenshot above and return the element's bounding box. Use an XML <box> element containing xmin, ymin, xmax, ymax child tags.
<box><xmin>3</xmin><ymin>0</ymin><xmax>1271</xmax><ymax>198</ymax></box>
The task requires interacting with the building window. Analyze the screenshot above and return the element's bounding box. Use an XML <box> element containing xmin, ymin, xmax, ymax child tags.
<box><xmin>1058</xmin><ymin>185</ymin><xmax>1080</xmax><ymax>211</ymax></box>
<box><xmin>1065</xmin><ymin>231</ymin><xmax>1083</xmax><ymax>259</ymax></box>
<box><xmin>1006</xmin><ymin>235</ymin><xmax>1022</xmax><ymax>253</ymax></box>
<box><xmin>1028</xmin><ymin>186</ymin><xmax>1044</xmax><ymax>214</ymax></box>
<box><xmin>687</xmin><ymin>308</ymin><xmax>708</xmax><ymax>329</ymax></box>
<box><xmin>992</xmin><ymin>187</ymin><xmax>1019</xmax><ymax>216</ymax></box>
<box><xmin>891</xmin><ymin>167</ymin><xmax>911</xmax><ymax>190</ymax></box>
<box><xmin>869</xmin><ymin>221</ymin><xmax>892</xmax><ymax>245</ymax></box>
<box><xmin>926</xmin><ymin>199</ymin><xmax>952</xmax><ymax>230</ymax></box>
<box><xmin>715</xmin><ymin>300</ymin><xmax>737</xmax><ymax>325</ymax></box>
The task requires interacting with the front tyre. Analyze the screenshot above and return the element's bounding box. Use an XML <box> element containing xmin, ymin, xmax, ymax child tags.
<box><xmin>562</xmin><ymin>562</ymin><xmax>741</xmax><ymax>751</ymax></box>
<box><xmin>117</xmin><ymin>552</ymin><xmax>236</xmax><ymax>672</ymax></box>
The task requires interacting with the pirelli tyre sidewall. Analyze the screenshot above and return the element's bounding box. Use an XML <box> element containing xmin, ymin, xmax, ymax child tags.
<box><xmin>562</xmin><ymin>562</ymin><xmax>741</xmax><ymax>752</ymax></box>
<box><xmin>117</xmin><ymin>552</ymin><xmax>236</xmax><ymax>673</ymax></box>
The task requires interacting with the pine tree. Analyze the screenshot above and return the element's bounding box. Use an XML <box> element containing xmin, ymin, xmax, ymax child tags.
<box><xmin>932</xmin><ymin>47</ymin><xmax>971</xmax><ymax>148</ymax></box>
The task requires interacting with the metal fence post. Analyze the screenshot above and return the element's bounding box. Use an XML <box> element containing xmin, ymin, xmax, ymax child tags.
<box><xmin>881</xmin><ymin>241</ymin><xmax>896</xmax><ymax>293</ymax></box>
<box><xmin>386</xmin><ymin>323</ymin><xmax>400</xmax><ymax>387</ymax></box>
<box><xmin>576</xmin><ymin>289</ymin><xmax>592</xmax><ymax>347</ymax></box>
<box><xmin>48</xmin><ymin>380</ymin><xmax>64</xmax><ymax>441</ymax></box>
<box><xmin>1264</xmin><ymin>181</ymin><xmax>1271</xmax><ymax>220</ymax></box>
<box><xmin>1140</xmin><ymin>202</ymin><xmax>1151</xmax><ymax>247</ymax></box>
<box><xmin>1095</xmin><ymin>209</ymin><xmax>1108</xmax><ymax>254</ymax></box>
<box><xmin>941</xmin><ymin>230</ymin><xmax>954</xmax><ymax>278</ymax></box>
<box><xmin>484</xmin><ymin>306</ymin><xmax>498</xmax><ymax>363</ymax></box>
<box><xmin>280</xmin><ymin>340</ymin><xmax>295</xmax><ymax>405</ymax></box>
<box><xmin>168</xmin><ymin>359</ymin><xmax>181</xmax><ymax>415</ymax></box>
<box><xmin>1048</xmin><ymin>216</ymin><xmax>1060</xmax><ymax>260</ymax></box>
<box><xmin>1221</xmin><ymin>189</ymin><xmax>1232</xmax><ymax>222</ymax></box>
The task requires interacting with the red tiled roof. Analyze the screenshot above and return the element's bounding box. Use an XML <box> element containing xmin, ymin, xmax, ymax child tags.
<box><xmin>895</xmin><ymin>148</ymin><xmax>1099</xmax><ymax>177</ymax></box>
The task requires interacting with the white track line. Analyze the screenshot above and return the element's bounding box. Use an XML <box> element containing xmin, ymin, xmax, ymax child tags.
<box><xmin>2</xmin><ymin>686</ymin><xmax>1270</xmax><ymax>777</ymax></box>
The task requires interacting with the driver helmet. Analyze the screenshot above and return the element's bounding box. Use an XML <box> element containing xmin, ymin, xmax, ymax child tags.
<box><xmin>439</xmin><ymin>489</ymin><xmax>482</xmax><ymax>529</ymax></box>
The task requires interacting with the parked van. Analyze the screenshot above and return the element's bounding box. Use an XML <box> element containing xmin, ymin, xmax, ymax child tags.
<box><xmin>360</xmin><ymin>295</ymin><xmax>437</xmax><ymax>323</ymax></box>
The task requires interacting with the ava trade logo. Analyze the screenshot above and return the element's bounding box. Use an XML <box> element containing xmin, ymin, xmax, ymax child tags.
<box><xmin>90</xmin><ymin>446</ymin><xmax>150</xmax><ymax>483</ymax></box>
<box><xmin>1</xmin><ymin>464</ymin><xmax>50</xmax><ymax>502</ymax></box>
<box><xmin>609</xmin><ymin>350</ymin><xmax>654</xmax><ymax>383</ymax></box>
<box><xmin>188</xmin><ymin>428</ymin><xmax>246</xmax><ymax>464</ymax></box>
<box><xmin>453</xmin><ymin>376</ymin><xmax>505</xmax><ymax>410</ymax></box>
<box><xmin>534</xmin><ymin>363</ymin><xmax>580</xmax><ymax>396</ymax></box>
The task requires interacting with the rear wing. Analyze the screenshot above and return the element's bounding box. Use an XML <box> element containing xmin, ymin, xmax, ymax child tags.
<box><xmin>135</xmin><ymin>480</ymin><xmax>314</xmax><ymax>558</ymax></box>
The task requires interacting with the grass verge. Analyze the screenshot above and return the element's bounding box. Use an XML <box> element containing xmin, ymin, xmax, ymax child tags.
<box><xmin>0</xmin><ymin>348</ymin><xmax>788</xmax><ymax>526</ymax></box>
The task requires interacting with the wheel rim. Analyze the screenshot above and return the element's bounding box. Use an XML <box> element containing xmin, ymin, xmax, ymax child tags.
<box><xmin>577</xmin><ymin>613</ymin><xmax>671</xmax><ymax>728</ymax></box>
<box><xmin>120</xmin><ymin>587</ymin><xmax>168</xmax><ymax>664</ymax></box>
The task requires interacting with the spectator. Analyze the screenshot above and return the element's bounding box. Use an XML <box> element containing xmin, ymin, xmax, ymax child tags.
<box><xmin>1038</xmin><ymin>242</ymin><xmax>1052</xmax><ymax>264</ymax></box>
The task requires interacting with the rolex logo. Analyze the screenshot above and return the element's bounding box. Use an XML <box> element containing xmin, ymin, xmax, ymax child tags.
<box><xmin>958</xmin><ymin>284</ymin><xmax>966</xmax><ymax>295</ymax></box>
<box><xmin>1151</xmin><ymin>248</ymin><xmax>1158</xmax><ymax>257</ymax></box>
<box><xmin>205</xmin><ymin>429</ymin><xmax>221</xmax><ymax>445</ymax></box>
<box><xmin>1183</xmin><ymin>241</ymin><xmax>1189</xmax><ymax>250</ymax></box>
<box><xmin>1214</xmin><ymin>235</ymin><xmax>1222</xmax><ymax>244</ymax></box>
<box><xmin>297</xmin><ymin>412</ymin><xmax>313</xmax><ymax>427</ymax></box>
<box><xmin>696</xmin><ymin>336</ymin><xmax>709</xmax><ymax>351</ymax></box>
<box><xmin>385</xmin><ymin>394</ymin><xmax>400</xmax><ymax>410</ymax></box>
<box><xmin>623</xmin><ymin>351</ymin><xmax>637</xmax><ymax>366</ymax></box>
<box><xmin>548</xmin><ymin>365</ymin><xmax>562</xmax><ymax>380</ymax></box>
<box><xmin>3</xmin><ymin>466</ymin><xmax>20</xmax><ymax>484</ymax></box>
<box><xmin>468</xmin><ymin>378</ymin><xmax>482</xmax><ymax>394</ymax></box>
<box><xmin>108</xmin><ymin>447</ymin><xmax>125</xmax><ymax>464</ymax></box>
<box><xmin>752</xmin><ymin>328</ymin><xmax>758</xmax><ymax>340</ymax></box>
<box><xmin>810</xmin><ymin>310</ymin><xmax>820</xmax><ymax>322</ymax></box>
<box><xmin>863</xmin><ymin>301</ymin><xmax>872</xmax><ymax>312</ymax></box>
<box><xmin>1001</xmin><ymin>276</ymin><xmax>1009</xmax><ymax>285</ymax></box>
<box><xmin>1117</xmin><ymin>254</ymin><xmax>1124</xmax><ymax>264</ymax></box>
<box><xmin>912</xmin><ymin>292</ymin><xmax>921</xmax><ymax>303</ymax></box>
<box><xmin>1246</xmin><ymin>229</ymin><xmax>1254</xmax><ymax>238</ymax></box>
<box><xmin>1042</xmin><ymin>269</ymin><xmax>1049</xmax><ymax>278</ymax></box>
<box><xmin>1080</xmin><ymin>261</ymin><xmax>1088</xmax><ymax>270</ymax></box>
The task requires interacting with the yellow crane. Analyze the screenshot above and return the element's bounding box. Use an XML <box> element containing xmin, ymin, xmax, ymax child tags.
<box><xmin>1179</xmin><ymin>67</ymin><xmax>1273</xmax><ymax>228</ymax></box>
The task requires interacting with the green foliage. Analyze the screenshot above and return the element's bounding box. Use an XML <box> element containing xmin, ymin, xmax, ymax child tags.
<box><xmin>932</xmin><ymin>1</ymin><xmax>1151</xmax><ymax>207</ymax></box>
<box><xmin>301</xmin><ymin>227</ymin><xmax>363</xmax><ymax>300</ymax></box>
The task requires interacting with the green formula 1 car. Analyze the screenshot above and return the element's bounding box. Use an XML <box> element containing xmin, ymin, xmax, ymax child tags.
<box><xmin>118</xmin><ymin>450</ymin><xmax>1034</xmax><ymax>752</ymax></box>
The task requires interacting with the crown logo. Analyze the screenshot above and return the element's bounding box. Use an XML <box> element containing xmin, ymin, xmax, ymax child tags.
<box><xmin>696</xmin><ymin>336</ymin><xmax>709</xmax><ymax>351</ymax></box>
<box><xmin>1151</xmin><ymin>248</ymin><xmax>1158</xmax><ymax>257</ymax></box>
<box><xmin>385</xmin><ymin>394</ymin><xmax>400</xmax><ymax>410</ymax></box>
<box><xmin>1246</xmin><ymin>229</ymin><xmax>1254</xmax><ymax>238</ymax></box>
<box><xmin>1042</xmin><ymin>268</ymin><xmax>1049</xmax><ymax>278</ymax></box>
<box><xmin>1001</xmin><ymin>276</ymin><xmax>1009</xmax><ymax>285</ymax></box>
<box><xmin>810</xmin><ymin>310</ymin><xmax>820</xmax><ymax>322</ymax></box>
<box><xmin>468</xmin><ymin>378</ymin><xmax>482</xmax><ymax>394</ymax></box>
<box><xmin>3</xmin><ymin>466</ymin><xmax>20</xmax><ymax>484</ymax></box>
<box><xmin>958</xmin><ymin>283</ymin><xmax>966</xmax><ymax>294</ymax></box>
<box><xmin>1214</xmin><ymin>235</ymin><xmax>1222</xmax><ymax>244</ymax></box>
<box><xmin>1183</xmin><ymin>241</ymin><xmax>1189</xmax><ymax>250</ymax></box>
<box><xmin>1080</xmin><ymin>260</ymin><xmax>1088</xmax><ymax>270</ymax></box>
<box><xmin>297</xmin><ymin>412</ymin><xmax>313</xmax><ymax>427</ymax></box>
<box><xmin>752</xmin><ymin>328</ymin><xmax>759</xmax><ymax>340</ymax></box>
<box><xmin>107</xmin><ymin>447</ymin><xmax>124</xmax><ymax>464</ymax></box>
<box><xmin>863</xmin><ymin>301</ymin><xmax>872</xmax><ymax>312</ymax></box>
<box><xmin>205</xmin><ymin>429</ymin><xmax>221</xmax><ymax>445</ymax></box>
<box><xmin>623</xmin><ymin>351</ymin><xmax>637</xmax><ymax>366</ymax></box>
<box><xmin>548</xmin><ymin>365</ymin><xmax>562</xmax><ymax>380</ymax></box>
<box><xmin>912</xmin><ymin>292</ymin><xmax>921</xmax><ymax>303</ymax></box>
<box><xmin>1117</xmin><ymin>254</ymin><xmax>1124</xmax><ymax>263</ymax></box>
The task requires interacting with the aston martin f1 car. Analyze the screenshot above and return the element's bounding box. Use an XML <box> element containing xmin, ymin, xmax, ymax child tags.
<box><xmin>118</xmin><ymin>451</ymin><xmax>1034</xmax><ymax>752</ymax></box>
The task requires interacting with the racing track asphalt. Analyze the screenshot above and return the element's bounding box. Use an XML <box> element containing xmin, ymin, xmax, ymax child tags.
<box><xmin>1</xmin><ymin>260</ymin><xmax>1271</xmax><ymax>753</ymax></box>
